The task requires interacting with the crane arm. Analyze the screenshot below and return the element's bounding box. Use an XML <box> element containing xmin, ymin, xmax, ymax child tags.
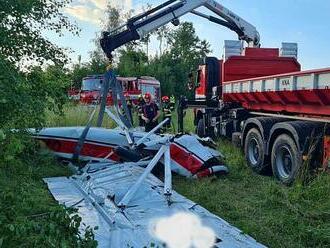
<box><xmin>100</xmin><ymin>0</ymin><xmax>260</xmax><ymax>59</ymax></box>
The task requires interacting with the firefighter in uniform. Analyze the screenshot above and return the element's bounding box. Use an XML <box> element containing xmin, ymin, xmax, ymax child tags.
<box><xmin>161</xmin><ymin>96</ymin><xmax>173</xmax><ymax>131</ymax></box>
<box><xmin>142</xmin><ymin>93</ymin><xmax>160</xmax><ymax>132</ymax></box>
<box><xmin>136</xmin><ymin>94</ymin><xmax>145</xmax><ymax>127</ymax></box>
<box><xmin>170</xmin><ymin>95</ymin><xmax>176</xmax><ymax>110</ymax></box>
<box><xmin>124</xmin><ymin>93</ymin><xmax>133</xmax><ymax>125</ymax></box>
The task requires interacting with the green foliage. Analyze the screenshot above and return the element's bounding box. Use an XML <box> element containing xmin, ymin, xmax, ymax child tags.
<box><xmin>0</xmin><ymin>0</ymin><xmax>78</xmax><ymax>130</ymax></box>
<box><xmin>117</xmin><ymin>48</ymin><xmax>149</xmax><ymax>77</ymax></box>
<box><xmin>0</xmin><ymin>0</ymin><xmax>79</xmax><ymax>65</ymax></box>
<box><xmin>0</xmin><ymin>1</ymin><xmax>96</xmax><ymax>246</ymax></box>
<box><xmin>157</xmin><ymin>22</ymin><xmax>211</xmax><ymax>98</ymax></box>
<box><xmin>0</xmin><ymin>134</ymin><xmax>97</xmax><ymax>247</ymax></box>
<box><xmin>167</xmin><ymin>22</ymin><xmax>210</xmax><ymax>63</ymax></box>
<box><xmin>0</xmin><ymin>59</ymin><xmax>70</xmax><ymax>129</ymax></box>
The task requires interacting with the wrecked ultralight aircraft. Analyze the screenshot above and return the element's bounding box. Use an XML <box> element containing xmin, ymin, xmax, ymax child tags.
<box><xmin>32</xmin><ymin>102</ymin><xmax>229</xmax><ymax>178</ymax></box>
<box><xmin>32</xmin><ymin>111</ymin><xmax>265</xmax><ymax>247</ymax></box>
<box><xmin>32</xmin><ymin>68</ymin><xmax>265</xmax><ymax>247</ymax></box>
<box><xmin>32</xmin><ymin>125</ymin><xmax>228</xmax><ymax>178</ymax></box>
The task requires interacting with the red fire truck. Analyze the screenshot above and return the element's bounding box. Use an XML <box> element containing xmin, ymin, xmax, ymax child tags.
<box><xmin>79</xmin><ymin>75</ymin><xmax>161</xmax><ymax>105</ymax></box>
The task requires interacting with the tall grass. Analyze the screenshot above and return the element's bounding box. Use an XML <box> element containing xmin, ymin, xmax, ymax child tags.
<box><xmin>45</xmin><ymin>103</ymin><xmax>116</xmax><ymax>128</ymax></box>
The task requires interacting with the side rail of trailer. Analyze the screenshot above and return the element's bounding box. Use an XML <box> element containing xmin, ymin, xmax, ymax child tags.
<box><xmin>223</xmin><ymin>68</ymin><xmax>330</xmax><ymax>117</ymax></box>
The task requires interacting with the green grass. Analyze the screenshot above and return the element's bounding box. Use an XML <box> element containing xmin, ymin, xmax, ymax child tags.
<box><xmin>46</xmin><ymin>103</ymin><xmax>116</xmax><ymax>128</ymax></box>
<box><xmin>3</xmin><ymin>103</ymin><xmax>328</xmax><ymax>247</ymax></box>
<box><xmin>173</xmin><ymin>139</ymin><xmax>330</xmax><ymax>247</ymax></box>
<box><xmin>0</xmin><ymin>140</ymin><xmax>97</xmax><ymax>247</ymax></box>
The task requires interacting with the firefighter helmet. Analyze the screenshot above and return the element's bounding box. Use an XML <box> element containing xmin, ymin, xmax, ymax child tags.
<box><xmin>144</xmin><ymin>92</ymin><xmax>151</xmax><ymax>100</ymax></box>
<box><xmin>162</xmin><ymin>96</ymin><xmax>169</xmax><ymax>102</ymax></box>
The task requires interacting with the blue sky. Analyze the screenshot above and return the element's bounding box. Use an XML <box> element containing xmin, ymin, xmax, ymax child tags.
<box><xmin>49</xmin><ymin>0</ymin><xmax>330</xmax><ymax>70</ymax></box>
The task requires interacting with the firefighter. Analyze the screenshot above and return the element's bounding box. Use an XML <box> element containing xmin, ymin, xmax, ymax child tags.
<box><xmin>142</xmin><ymin>93</ymin><xmax>160</xmax><ymax>132</ymax></box>
<box><xmin>124</xmin><ymin>93</ymin><xmax>133</xmax><ymax>125</ymax></box>
<box><xmin>136</xmin><ymin>94</ymin><xmax>145</xmax><ymax>127</ymax></box>
<box><xmin>161</xmin><ymin>95</ymin><xmax>172</xmax><ymax>130</ymax></box>
<box><xmin>170</xmin><ymin>95</ymin><xmax>175</xmax><ymax>111</ymax></box>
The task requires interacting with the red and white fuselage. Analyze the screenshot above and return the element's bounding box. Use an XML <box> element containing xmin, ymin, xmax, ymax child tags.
<box><xmin>32</xmin><ymin>127</ymin><xmax>227</xmax><ymax>178</ymax></box>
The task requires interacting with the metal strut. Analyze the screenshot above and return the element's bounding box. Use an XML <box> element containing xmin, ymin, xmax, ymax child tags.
<box><xmin>97</xmin><ymin>66</ymin><xmax>133</xmax><ymax>129</ymax></box>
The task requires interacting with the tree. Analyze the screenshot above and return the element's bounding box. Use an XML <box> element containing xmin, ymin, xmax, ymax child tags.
<box><xmin>151</xmin><ymin>22</ymin><xmax>211</xmax><ymax>97</ymax></box>
<box><xmin>91</xmin><ymin>6</ymin><xmax>124</xmax><ymax>65</ymax></box>
<box><xmin>141</xmin><ymin>33</ymin><xmax>152</xmax><ymax>59</ymax></box>
<box><xmin>70</xmin><ymin>63</ymin><xmax>93</xmax><ymax>89</ymax></box>
<box><xmin>156</xmin><ymin>26</ymin><xmax>170</xmax><ymax>56</ymax></box>
<box><xmin>168</xmin><ymin>22</ymin><xmax>211</xmax><ymax>64</ymax></box>
<box><xmin>0</xmin><ymin>0</ymin><xmax>79</xmax><ymax>65</ymax></box>
<box><xmin>117</xmin><ymin>48</ymin><xmax>148</xmax><ymax>76</ymax></box>
<box><xmin>139</xmin><ymin>4</ymin><xmax>154</xmax><ymax>59</ymax></box>
<box><xmin>0</xmin><ymin>0</ymin><xmax>78</xmax><ymax>128</ymax></box>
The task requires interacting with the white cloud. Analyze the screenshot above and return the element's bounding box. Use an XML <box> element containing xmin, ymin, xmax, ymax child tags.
<box><xmin>65</xmin><ymin>0</ymin><xmax>133</xmax><ymax>26</ymax></box>
<box><xmin>65</xmin><ymin>5</ymin><xmax>103</xmax><ymax>25</ymax></box>
<box><xmin>88</xmin><ymin>0</ymin><xmax>107</xmax><ymax>9</ymax></box>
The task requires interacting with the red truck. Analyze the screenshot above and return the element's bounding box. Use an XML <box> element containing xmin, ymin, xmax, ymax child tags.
<box><xmin>184</xmin><ymin>42</ymin><xmax>330</xmax><ymax>184</ymax></box>
<box><xmin>79</xmin><ymin>75</ymin><xmax>161</xmax><ymax>105</ymax></box>
<box><xmin>98</xmin><ymin>0</ymin><xmax>329</xmax><ymax>184</ymax></box>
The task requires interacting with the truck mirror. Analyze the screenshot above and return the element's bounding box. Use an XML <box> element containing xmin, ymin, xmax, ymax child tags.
<box><xmin>187</xmin><ymin>72</ymin><xmax>194</xmax><ymax>91</ymax></box>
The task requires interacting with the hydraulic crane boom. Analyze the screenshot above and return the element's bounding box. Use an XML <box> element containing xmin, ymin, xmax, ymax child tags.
<box><xmin>100</xmin><ymin>0</ymin><xmax>260</xmax><ymax>59</ymax></box>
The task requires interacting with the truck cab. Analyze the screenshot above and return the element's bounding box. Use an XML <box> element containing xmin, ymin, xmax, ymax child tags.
<box><xmin>193</xmin><ymin>41</ymin><xmax>301</xmax><ymax>138</ymax></box>
<box><xmin>79</xmin><ymin>75</ymin><xmax>161</xmax><ymax>105</ymax></box>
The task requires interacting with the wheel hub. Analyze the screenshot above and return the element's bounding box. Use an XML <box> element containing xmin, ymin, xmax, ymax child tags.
<box><xmin>248</xmin><ymin>138</ymin><xmax>260</xmax><ymax>165</ymax></box>
<box><xmin>276</xmin><ymin>145</ymin><xmax>293</xmax><ymax>179</ymax></box>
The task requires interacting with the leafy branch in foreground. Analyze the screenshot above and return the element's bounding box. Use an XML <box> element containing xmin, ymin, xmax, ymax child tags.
<box><xmin>0</xmin><ymin>0</ymin><xmax>79</xmax><ymax>65</ymax></box>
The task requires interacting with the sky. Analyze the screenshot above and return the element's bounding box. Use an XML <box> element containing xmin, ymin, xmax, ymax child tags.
<box><xmin>48</xmin><ymin>0</ymin><xmax>330</xmax><ymax>70</ymax></box>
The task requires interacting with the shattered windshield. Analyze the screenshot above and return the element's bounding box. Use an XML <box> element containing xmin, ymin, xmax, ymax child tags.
<box><xmin>82</xmin><ymin>78</ymin><xmax>102</xmax><ymax>91</ymax></box>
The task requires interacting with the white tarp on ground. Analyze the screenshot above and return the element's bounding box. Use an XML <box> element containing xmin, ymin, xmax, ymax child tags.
<box><xmin>44</xmin><ymin>162</ymin><xmax>266</xmax><ymax>248</ymax></box>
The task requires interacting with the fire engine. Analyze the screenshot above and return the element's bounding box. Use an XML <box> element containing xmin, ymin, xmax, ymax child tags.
<box><xmin>99</xmin><ymin>0</ymin><xmax>330</xmax><ymax>184</ymax></box>
<box><xmin>79</xmin><ymin>74</ymin><xmax>160</xmax><ymax>105</ymax></box>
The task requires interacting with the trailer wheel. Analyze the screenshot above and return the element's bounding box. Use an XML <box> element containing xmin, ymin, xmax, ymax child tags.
<box><xmin>196</xmin><ymin>119</ymin><xmax>206</xmax><ymax>138</ymax></box>
<box><xmin>271</xmin><ymin>134</ymin><xmax>301</xmax><ymax>185</ymax></box>
<box><xmin>244</xmin><ymin>128</ymin><xmax>268</xmax><ymax>174</ymax></box>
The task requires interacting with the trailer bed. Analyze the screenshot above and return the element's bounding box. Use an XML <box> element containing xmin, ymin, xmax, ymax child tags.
<box><xmin>223</xmin><ymin>68</ymin><xmax>330</xmax><ymax>117</ymax></box>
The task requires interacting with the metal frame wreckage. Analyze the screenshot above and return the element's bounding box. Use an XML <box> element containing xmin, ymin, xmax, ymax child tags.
<box><xmin>35</xmin><ymin>106</ymin><xmax>265</xmax><ymax>247</ymax></box>
<box><xmin>33</xmin><ymin>0</ymin><xmax>269</xmax><ymax>247</ymax></box>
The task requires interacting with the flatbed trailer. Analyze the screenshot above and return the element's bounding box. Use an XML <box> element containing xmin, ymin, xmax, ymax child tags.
<box><xmin>223</xmin><ymin>68</ymin><xmax>330</xmax><ymax>118</ymax></box>
<box><xmin>181</xmin><ymin>46</ymin><xmax>330</xmax><ymax>185</ymax></box>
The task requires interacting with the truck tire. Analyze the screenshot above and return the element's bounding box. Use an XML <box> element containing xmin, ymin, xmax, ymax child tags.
<box><xmin>197</xmin><ymin>119</ymin><xmax>206</xmax><ymax>138</ymax></box>
<box><xmin>244</xmin><ymin>128</ymin><xmax>268</xmax><ymax>174</ymax></box>
<box><xmin>271</xmin><ymin>134</ymin><xmax>302</xmax><ymax>185</ymax></box>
